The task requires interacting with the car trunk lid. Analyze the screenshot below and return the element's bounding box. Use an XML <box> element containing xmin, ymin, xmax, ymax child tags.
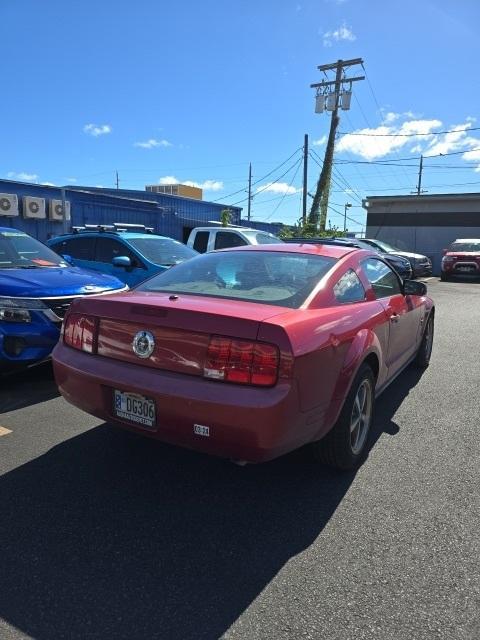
<box><xmin>71</xmin><ymin>291</ymin><xmax>289</xmax><ymax>376</ymax></box>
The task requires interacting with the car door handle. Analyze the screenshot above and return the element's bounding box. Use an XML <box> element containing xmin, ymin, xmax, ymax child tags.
<box><xmin>390</xmin><ymin>313</ymin><xmax>400</xmax><ymax>323</ymax></box>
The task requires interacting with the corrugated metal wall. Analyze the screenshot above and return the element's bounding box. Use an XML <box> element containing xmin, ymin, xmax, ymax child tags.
<box><xmin>0</xmin><ymin>180</ymin><xmax>250</xmax><ymax>243</ymax></box>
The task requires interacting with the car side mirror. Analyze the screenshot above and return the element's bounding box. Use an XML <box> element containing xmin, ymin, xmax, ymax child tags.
<box><xmin>61</xmin><ymin>254</ymin><xmax>73</xmax><ymax>264</ymax></box>
<box><xmin>112</xmin><ymin>256</ymin><xmax>132</xmax><ymax>269</ymax></box>
<box><xmin>403</xmin><ymin>279</ymin><xmax>427</xmax><ymax>296</ymax></box>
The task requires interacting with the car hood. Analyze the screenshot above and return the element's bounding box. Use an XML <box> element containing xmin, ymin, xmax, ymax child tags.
<box><xmin>390</xmin><ymin>250</ymin><xmax>428</xmax><ymax>261</ymax></box>
<box><xmin>0</xmin><ymin>266</ymin><xmax>126</xmax><ymax>298</ymax></box>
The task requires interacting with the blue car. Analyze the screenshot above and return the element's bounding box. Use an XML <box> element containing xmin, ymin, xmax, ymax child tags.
<box><xmin>0</xmin><ymin>227</ymin><xmax>127</xmax><ymax>372</ymax></box>
<box><xmin>48</xmin><ymin>224</ymin><xmax>198</xmax><ymax>287</ymax></box>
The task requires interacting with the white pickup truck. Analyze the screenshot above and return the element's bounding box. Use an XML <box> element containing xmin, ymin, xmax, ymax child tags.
<box><xmin>186</xmin><ymin>226</ymin><xmax>281</xmax><ymax>253</ymax></box>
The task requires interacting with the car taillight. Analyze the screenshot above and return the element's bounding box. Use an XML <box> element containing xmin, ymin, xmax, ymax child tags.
<box><xmin>204</xmin><ymin>336</ymin><xmax>280</xmax><ymax>386</ymax></box>
<box><xmin>64</xmin><ymin>313</ymin><xmax>98</xmax><ymax>353</ymax></box>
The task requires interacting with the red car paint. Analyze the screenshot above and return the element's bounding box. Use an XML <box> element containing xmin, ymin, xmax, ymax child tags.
<box><xmin>52</xmin><ymin>244</ymin><xmax>434</xmax><ymax>463</ymax></box>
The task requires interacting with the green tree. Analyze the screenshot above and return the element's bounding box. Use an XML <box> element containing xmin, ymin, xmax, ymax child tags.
<box><xmin>220</xmin><ymin>208</ymin><xmax>231</xmax><ymax>227</ymax></box>
<box><xmin>278</xmin><ymin>218</ymin><xmax>346</xmax><ymax>239</ymax></box>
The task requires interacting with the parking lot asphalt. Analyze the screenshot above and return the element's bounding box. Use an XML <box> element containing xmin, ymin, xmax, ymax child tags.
<box><xmin>0</xmin><ymin>278</ymin><xmax>479</xmax><ymax>640</ymax></box>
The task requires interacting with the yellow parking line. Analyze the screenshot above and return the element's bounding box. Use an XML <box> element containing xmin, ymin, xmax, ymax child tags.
<box><xmin>0</xmin><ymin>426</ymin><xmax>12</xmax><ymax>437</ymax></box>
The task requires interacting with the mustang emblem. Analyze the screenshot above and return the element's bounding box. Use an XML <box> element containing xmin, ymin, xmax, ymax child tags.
<box><xmin>132</xmin><ymin>330</ymin><xmax>155</xmax><ymax>359</ymax></box>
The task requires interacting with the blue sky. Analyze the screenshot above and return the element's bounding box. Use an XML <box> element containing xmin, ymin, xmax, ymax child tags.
<box><xmin>2</xmin><ymin>0</ymin><xmax>480</xmax><ymax>231</ymax></box>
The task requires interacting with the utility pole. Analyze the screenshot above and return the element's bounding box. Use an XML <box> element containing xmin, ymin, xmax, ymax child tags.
<box><xmin>309</xmin><ymin>58</ymin><xmax>364</xmax><ymax>231</ymax></box>
<box><xmin>343</xmin><ymin>202</ymin><xmax>352</xmax><ymax>232</ymax></box>
<box><xmin>302</xmin><ymin>134</ymin><xmax>308</xmax><ymax>225</ymax></box>
<box><xmin>247</xmin><ymin>162</ymin><xmax>252</xmax><ymax>221</ymax></box>
<box><xmin>115</xmin><ymin>170</ymin><xmax>119</xmax><ymax>190</ymax></box>
<box><xmin>416</xmin><ymin>155</ymin><xmax>423</xmax><ymax>195</ymax></box>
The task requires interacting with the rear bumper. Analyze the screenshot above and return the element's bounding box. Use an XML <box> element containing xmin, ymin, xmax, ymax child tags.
<box><xmin>52</xmin><ymin>343</ymin><xmax>309</xmax><ymax>462</ymax></box>
<box><xmin>443</xmin><ymin>262</ymin><xmax>480</xmax><ymax>276</ymax></box>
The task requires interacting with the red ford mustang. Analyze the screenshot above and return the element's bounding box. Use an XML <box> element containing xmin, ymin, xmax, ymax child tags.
<box><xmin>52</xmin><ymin>243</ymin><xmax>434</xmax><ymax>470</ymax></box>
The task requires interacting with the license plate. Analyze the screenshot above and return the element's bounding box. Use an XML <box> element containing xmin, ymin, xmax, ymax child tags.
<box><xmin>113</xmin><ymin>390</ymin><xmax>156</xmax><ymax>429</ymax></box>
<box><xmin>457</xmin><ymin>266</ymin><xmax>474</xmax><ymax>272</ymax></box>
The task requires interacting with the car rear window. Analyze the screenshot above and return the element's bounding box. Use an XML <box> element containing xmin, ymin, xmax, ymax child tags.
<box><xmin>128</xmin><ymin>237</ymin><xmax>198</xmax><ymax>265</ymax></box>
<box><xmin>449</xmin><ymin>241</ymin><xmax>480</xmax><ymax>252</ymax></box>
<box><xmin>137</xmin><ymin>250</ymin><xmax>337</xmax><ymax>308</ymax></box>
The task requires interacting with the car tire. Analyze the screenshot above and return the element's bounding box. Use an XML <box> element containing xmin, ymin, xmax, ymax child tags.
<box><xmin>312</xmin><ymin>363</ymin><xmax>375</xmax><ymax>471</ymax></box>
<box><xmin>440</xmin><ymin>272</ymin><xmax>449</xmax><ymax>281</ymax></box>
<box><xmin>414</xmin><ymin>314</ymin><xmax>434</xmax><ymax>369</ymax></box>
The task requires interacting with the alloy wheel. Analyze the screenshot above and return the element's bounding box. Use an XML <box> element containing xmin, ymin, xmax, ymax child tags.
<box><xmin>350</xmin><ymin>379</ymin><xmax>373</xmax><ymax>455</ymax></box>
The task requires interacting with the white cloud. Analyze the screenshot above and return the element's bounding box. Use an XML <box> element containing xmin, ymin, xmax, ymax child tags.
<box><xmin>423</xmin><ymin>121</ymin><xmax>478</xmax><ymax>157</ymax></box>
<box><xmin>257</xmin><ymin>182</ymin><xmax>300</xmax><ymax>195</ymax></box>
<box><xmin>157</xmin><ymin>176</ymin><xmax>223</xmax><ymax>191</ymax></box>
<box><xmin>382</xmin><ymin>111</ymin><xmax>400</xmax><ymax>124</ymax></box>
<box><xmin>323</xmin><ymin>22</ymin><xmax>356</xmax><ymax>47</ymax></box>
<box><xmin>336</xmin><ymin>118</ymin><xmax>442</xmax><ymax>160</ymax></box>
<box><xmin>7</xmin><ymin>171</ymin><xmax>38</xmax><ymax>182</ymax></box>
<box><xmin>41</xmin><ymin>181</ymin><xmax>56</xmax><ymax>186</ymax></box>
<box><xmin>158</xmin><ymin>176</ymin><xmax>179</xmax><ymax>185</ymax></box>
<box><xmin>83</xmin><ymin>123</ymin><xmax>112</xmax><ymax>137</ymax></box>
<box><xmin>66</xmin><ymin>177</ymin><xmax>77</xmax><ymax>183</ymax></box>
<box><xmin>313</xmin><ymin>135</ymin><xmax>328</xmax><ymax>146</ymax></box>
<box><xmin>184</xmin><ymin>179</ymin><xmax>223</xmax><ymax>191</ymax></box>
<box><xmin>462</xmin><ymin>147</ymin><xmax>480</xmax><ymax>172</ymax></box>
<box><xmin>134</xmin><ymin>138</ymin><xmax>172</xmax><ymax>149</ymax></box>
<box><xmin>336</xmin><ymin>114</ymin><xmax>480</xmax><ymax>173</ymax></box>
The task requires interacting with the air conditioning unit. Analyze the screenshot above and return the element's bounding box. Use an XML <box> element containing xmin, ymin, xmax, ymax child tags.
<box><xmin>49</xmin><ymin>199</ymin><xmax>71</xmax><ymax>222</ymax></box>
<box><xmin>23</xmin><ymin>196</ymin><xmax>46</xmax><ymax>219</ymax></box>
<box><xmin>0</xmin><ymin>193</ymin><xmax>19</xmax><ymax>217</ymax></box>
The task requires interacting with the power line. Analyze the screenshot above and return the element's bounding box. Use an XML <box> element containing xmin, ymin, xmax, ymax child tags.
<box><xmin>262</xmin><ymin>158</ymin><xmax>303</xmax><ymax>222</ymax></box>
<box><xmin>309</xmin><ymin>149</ymin><xmax>363</xmax><ymax>204</ymax></box>
<box><xmin>334</xmin><ymin>146</ymin><xmax>480</xmax><ymax>165</ymax></box>
<box><xmin>310</xmin><ymin>148</ymin><xmax>362</xmax><ymax>203</ymax></box>
<box><xmin>338</xmin><ymin>126</ymin><xmax>480</xmax><ymax>137</ymax></box>
<box><xmin>227</xmin><ymin>157</ymin><xmax>303</xmax><ymax>207</ymax></box>
<box><xmin>212</xmin><ymin>147</ymin><xmax>303</xmax><ymax>203</ymax></box>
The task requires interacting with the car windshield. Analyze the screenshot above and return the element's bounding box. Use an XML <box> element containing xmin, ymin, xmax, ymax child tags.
<box><xmin>449</xmin><ymin>241</ymin><xmax>480</xmax><ymax>252</ymax></box>
<box><xmin>0</xmin><ymin>230</ymin><xmax>67</xmax><ymax>269</ymax></box>
<box><xmin>254</xmin><ymin>233</ymin><xmax>282</xmax><ymax>244</ymax></box>
<box><xmin>137</xmin><ymin>250</ymin><xmax>337</xmax><ymax>308</ymax></box>
<box><xmin>127</xmin><ymin>237</ymin><xmax>198</xmax><ymax>265</ymax></box>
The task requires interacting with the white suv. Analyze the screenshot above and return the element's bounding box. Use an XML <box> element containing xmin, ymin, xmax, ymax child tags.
<box><xmin>187</xmin><ymin>226</ymin><xmax>281</xmax><ymax>253</ymax></box>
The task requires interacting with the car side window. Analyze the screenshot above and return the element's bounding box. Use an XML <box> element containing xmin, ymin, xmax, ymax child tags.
<box><xmin>95</xmin><ymin>238</ymin><xmax>142</xmax><ymax>267</ymax></box>
<box><xmin>55</xmin><ymin>237</ymin><xmax>94</xmax><ymax>260</ymax></box>
<box><xmin>193</xmin><ymin>231</ymin><xmax>209</xmax><ymax>253</ymax></box>
<box><xmin>362</xmin><ymin>258</ymin><xmax>402</xmax><ymax>298</ymax></box>
<box><xmin>214</xmin><ymin>232</ymin><xmax>248</xmax><ymax>250</ymax></box>
<box><xmin>333</xmin><ymin>269</ymin><xmax>366</xmax><ymax>303</ymax></box>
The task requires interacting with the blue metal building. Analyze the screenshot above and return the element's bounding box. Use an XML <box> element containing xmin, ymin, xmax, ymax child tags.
<box><xmin>0</xmin><ymin>180</ymin><xmax>246</xmax><ymax>243</ymax></box>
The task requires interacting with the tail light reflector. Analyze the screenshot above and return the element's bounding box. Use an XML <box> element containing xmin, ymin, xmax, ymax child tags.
<box><xmin>64</xmin><ymin>313</ymin><xmax>98</xmax><ymax>353</ymax></box>
<box><xmin>204</xmin><ymin>336</ymin><xmax>280</xmax><ymax>386</ymax></box>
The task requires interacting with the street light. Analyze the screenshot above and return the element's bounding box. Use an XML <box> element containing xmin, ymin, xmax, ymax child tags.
<box><xmin>343</xmin><ymin>202</ymin><xmax>352</xmax><ymax>232</ymax></box>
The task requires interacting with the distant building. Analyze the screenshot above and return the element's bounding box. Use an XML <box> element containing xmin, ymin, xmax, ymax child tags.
<box><xmin>364</xmin><ymin>192</ymin><xmax>480</xmax><ymax>275</ymax></box>
<box><xmin>0</xmin><ymin>180</ymin><xmax>240</xmax><ymax>244</ymax></box>
<box><xmin>146</xmin><ymin>183</ymin><xmax>203</xmax><ymax>200</ymax></box>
